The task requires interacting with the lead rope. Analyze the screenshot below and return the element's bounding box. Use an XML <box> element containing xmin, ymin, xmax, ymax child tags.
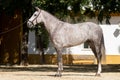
<box><xmin>0</xmin><ymin>20</ymin><xmax>27</xmax><ymax>35</ymax></box>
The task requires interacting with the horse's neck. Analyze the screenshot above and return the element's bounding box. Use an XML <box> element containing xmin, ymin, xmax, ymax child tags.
<box><xmin>42</xmin><ymin>10</ymin><xmax>62</xmax><ymax>34</ymax></box>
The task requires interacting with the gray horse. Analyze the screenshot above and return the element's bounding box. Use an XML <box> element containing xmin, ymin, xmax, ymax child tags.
<box><xmin>27</xmin><ymin>7</ymin><xmax>106</xmax><ymax>77</ymax></box>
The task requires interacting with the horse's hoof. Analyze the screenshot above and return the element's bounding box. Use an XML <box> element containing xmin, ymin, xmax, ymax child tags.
<box><xmin>95</xmin><ymin>73</ymin><xmax>101</xmax><ymax>77</ymax></box>
<box><xmin>55</xmin><ymin>73</ymin><xmax>62</xmax><ymax>77</ymax></box>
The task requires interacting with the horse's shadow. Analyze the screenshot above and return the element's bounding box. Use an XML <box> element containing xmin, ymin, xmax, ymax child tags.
<box><xmin>47</xmin><ymin>73</ymin><xmax>95</xmax><ymax>77</ymax></box>
<box><xmin>0</xmin><ymin>64</ymin><xmax>120</xmax><ymax>77</ymax></box>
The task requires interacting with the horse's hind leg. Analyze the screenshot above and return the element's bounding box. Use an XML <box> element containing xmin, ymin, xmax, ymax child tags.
<box><xmin>89</xmin><ymin>41</ymin><xmax>97</xmax><ymax>58</ymax></box>
<box><xmin>89</xmin><ymin>41</ymin><xmax>102</xmax><ymax>76</ymax></box>
<box><xmin>94</xmin><ymin>44</ymin><xmax>102</xmax><ymax>76</ymax></box>
<box><xmin>55</xmin><ymin>48</ymin><xmax>63</xmax><ymax>77</ymax></box>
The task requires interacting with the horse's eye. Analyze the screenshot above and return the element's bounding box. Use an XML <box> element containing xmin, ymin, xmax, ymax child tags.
<box><xmin>34</xmin><ymin>14</ymin><xmax>37</xmax><ymax>16</ymax></box>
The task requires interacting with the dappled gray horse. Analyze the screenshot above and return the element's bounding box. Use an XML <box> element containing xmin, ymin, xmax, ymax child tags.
<box><xmin>27</xmin><ymin>7</ymin><xmax>106</xmax><ymax>77</ymax></box>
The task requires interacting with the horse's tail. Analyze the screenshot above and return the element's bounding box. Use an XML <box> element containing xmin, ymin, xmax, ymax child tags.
<box><xmin>101</xmin><ymin>34</ymin><xmax>106</xmax><ymax>64</ymax></box>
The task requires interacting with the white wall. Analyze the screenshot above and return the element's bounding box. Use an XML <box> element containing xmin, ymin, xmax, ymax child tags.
<box><xmin>101</xmin><ymin>25</ymin><xmax>120</xmax><ymax>55</ymax></box>
<box><xmin>28</xmin><ymin>30</ymin><xmax>36</xmax><ymax>54</ymax></box>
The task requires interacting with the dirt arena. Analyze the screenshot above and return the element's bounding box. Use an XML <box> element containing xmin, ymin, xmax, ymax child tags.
<box><xmin>0</xmin><ymin>65</ymin><xmax>120</xmax><ymax>80</ymax></box>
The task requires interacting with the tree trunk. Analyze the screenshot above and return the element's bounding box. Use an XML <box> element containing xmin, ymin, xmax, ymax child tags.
<box><xmin>20</xmin><ymin>0</ymin><xmax>32</xmax><ymax>66</ymax></box>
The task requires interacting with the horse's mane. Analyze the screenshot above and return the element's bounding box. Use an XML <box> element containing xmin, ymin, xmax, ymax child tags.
<box><xmin>42</xmin><ymin>10</ymin><xmax>62</xmax><ymax>23</ymax></box>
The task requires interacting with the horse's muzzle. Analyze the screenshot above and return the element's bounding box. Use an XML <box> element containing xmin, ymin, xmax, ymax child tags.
<box><xmin>27</xmin><ymin>20</ymin><xmax>34</xmax><ymax>28</ymax></box>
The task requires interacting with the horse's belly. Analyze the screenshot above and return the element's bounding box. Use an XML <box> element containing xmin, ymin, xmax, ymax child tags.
<box><xmin>60</xmin><ymin>35</ymin><xmax>88</xmax><ymax>48</ymax></box>
<box><xmin>52</xmin><ymin>31</ymin><xmax>88</xmax><ymax>48</ymax></box>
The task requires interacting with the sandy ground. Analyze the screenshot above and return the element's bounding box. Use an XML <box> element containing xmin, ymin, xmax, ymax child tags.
<box><xmin>0</xmin><ymin>65</ymin><xmax>120</xmax><ymax>80</ymax></box>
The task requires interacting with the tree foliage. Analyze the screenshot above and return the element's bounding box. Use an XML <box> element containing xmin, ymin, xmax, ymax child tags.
<box><xmin>32</xmin><ymin>0</ymin><xmax>89</xmax><ymax>20</ymax></box>
<box><xmin>35</xmin><ymin>24</ymin><xmax>49</xmax><ymax>49</ymax></box>
<box><xmin>0</xmin><ymin>0</ymin><xmax>119</xmax><ymax>23</ymax></box>
<box><xmin>0</xmin><ymin>0</ymin><xmax>30</xmax><ymax>15</ymax></box>
<box><xmin>32</xmin><ymin>0</ymin><xmax>120</xmax><ymax>24</ymax></box>
<box><xmin>92</xmin><ymin>0</ymin><xmax>120</xmax><ymax>24</ymax></box>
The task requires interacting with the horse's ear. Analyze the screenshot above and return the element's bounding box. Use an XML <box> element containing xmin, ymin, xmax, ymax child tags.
<box><xmin>35</xmin><ymin>7</ymin><xmax>40</xmax><ymax>11</ymax></box>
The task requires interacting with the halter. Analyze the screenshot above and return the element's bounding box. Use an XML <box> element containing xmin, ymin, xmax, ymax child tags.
<box><xmin>28</xmin><ymin>10</ymin><xmax>41</xmax><ymax>26</ymax></box>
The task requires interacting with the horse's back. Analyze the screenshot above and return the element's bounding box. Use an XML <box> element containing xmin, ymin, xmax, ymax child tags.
<box><xmin>83</xmin><ymin>22</ymin><xmax>103</xmax><ymax>34</ymax></box>
<box><xmin>83</xmin><ymin>22</ymin><xmax>101</xmax><ymax>29</ymax></box>
<box><xmin>75</xmin><ymin>22</ymin><xmax>103</xmax><ymax>41</ymax></box>
<box><xmin>84</xmin><ymin>22</ymin><xmax>103</xmax><ymax>41</ymax></box>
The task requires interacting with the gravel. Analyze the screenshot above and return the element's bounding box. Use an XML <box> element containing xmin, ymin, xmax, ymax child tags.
<box><xmin>0</xmin><ymin>65</ymin><xmax>120</xmax><ymax>80</ymax></box>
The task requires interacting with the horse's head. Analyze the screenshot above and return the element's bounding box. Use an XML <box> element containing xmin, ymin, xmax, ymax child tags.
<box><xmin>27</xmin><ymin>7</ymin><xmax>42</xmax><ymax>28</ymax></box>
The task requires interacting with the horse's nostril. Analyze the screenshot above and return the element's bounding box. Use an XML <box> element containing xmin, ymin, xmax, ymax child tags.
<box><xmin>27</xmin><ymin>21</ymin><xmax>35</xmax><ymax>28</ymax></box>
<box><xmin>27</xmin><ymin>22</ymin><xmax>32</xmax><ymax>28</ymax></box>
<box><xmin>27</xmin><ymin>21</ymin><xmax>34</xmax><ymax>28</ymax></box>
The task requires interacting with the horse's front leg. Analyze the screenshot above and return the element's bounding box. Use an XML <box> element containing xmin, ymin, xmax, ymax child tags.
<box><xmin>55</xmin><ymin>48</ymin><xmax>63</xmax><ymax>77</ymax></box>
